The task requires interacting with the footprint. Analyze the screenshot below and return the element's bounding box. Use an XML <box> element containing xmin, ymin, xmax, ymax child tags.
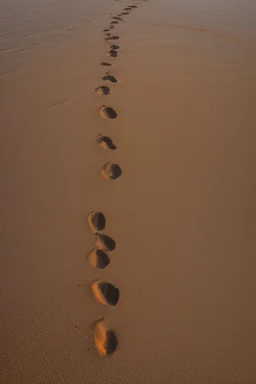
<box><xmin>92</xmin><ymin>280</ymin><xmax>120</xmax><ymax>306</ymax></box>
<box><xmin>101</xmin><ymin>62</ymin><xmax>112</xmax><ymax>66</ymax></box>
<box><xmin>105</xmin><ymin>32</ymin><xmax>111</xmax><ymax>37</ymax></box>
<box><xmin>100</xmin><ymin>162</ymin><xmax>122</xmax><ymax>180</ymax></box>
<box><xmin>103</xmin><ymin>28</ymin><xmax>110</xmax><ymax>32</ymax></box>
<box><xmin>106</xmin><ymin>35</ymin><xmax>120</xmax><ymax>41</ymax></box>
<box><xmin>93</xmin><ymin>318</ymin><xmax>118</xmax><ymax>356</ymax></box>
<box><xmin>97</xmin><ymin>135</ymin><xmax>117</xmax><ymax>150</ymax></box>
<box><xmin>112</xmin><ymin>16</ymin><xmax>123</xmax><ymax>21</ymax></box>
<box><xmin>108</xmin><ymin>50</ymin><xmax>118</xmax><ymax>57</ymax></box>
<box><xmin>95</xmin><ymin>233</ymin><xmax>116</xmax><ymax>251</ymax></box>
<box><xmin>95</xmin><ymin>86</ymin><xmax>110</xmax><ymax>96</ymax></box>
<box><xmin>99</xmin><ymin>106</ymin><xmax>118</xmax><ymax>119</ymax></box>
<box><xmin>120</xmin><ymin>12</ymin><xmax>129</xmax><ymax>15</ymax></box>
<box><xmin>88</xmin><ymin>212</ymin><xmax>106</xmax><ymax>233</ymax></box>
<box><xmin>88</xmin><ymin>249</ymin><xmax>110</xmax><ymax>269</ymax></box>
<box><xmin>102</xmin><ymin>74</ymin><xmax>118</xmax><ymax>83</ymax></box>
<box><xmin>109</xmin><ymin>44</ymin><xmax>120</xmax><ymax>50</ymax></box>
<box><xmin>110</xmin><ymin>20</ymin><xmax>119</xmax><ymax>25</ymax></box>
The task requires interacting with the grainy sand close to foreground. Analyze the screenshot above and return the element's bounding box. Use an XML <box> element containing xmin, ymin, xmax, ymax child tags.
<box><xmin>1</xmin><ymin>0</ymin><xmax>256</xmax><ymax>383</ymax></box>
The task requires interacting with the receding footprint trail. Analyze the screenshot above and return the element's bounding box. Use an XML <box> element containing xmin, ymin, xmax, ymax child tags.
<box><xmin>89</xmin><ymin>1</ymin><xmax>142</xmax><ymax>356</ymax></box>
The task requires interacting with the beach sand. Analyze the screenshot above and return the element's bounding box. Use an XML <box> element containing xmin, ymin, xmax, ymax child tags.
<box><xmin>1</xmin><ymin>0</ymin><xmax>256</xmax><ymax>383</ymax></box>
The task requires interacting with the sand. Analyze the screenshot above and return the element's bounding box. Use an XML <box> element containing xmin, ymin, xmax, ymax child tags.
<box><xmin>1</xmin><ymin>0</ymin><xmax>256</xmax><ymax>383</ymax></box>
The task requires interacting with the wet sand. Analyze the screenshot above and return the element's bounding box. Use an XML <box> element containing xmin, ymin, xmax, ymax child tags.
<box><xmin>1</xmin><ymin>0</ymin><xmax>256</xmax><ymax>383</ymax></box>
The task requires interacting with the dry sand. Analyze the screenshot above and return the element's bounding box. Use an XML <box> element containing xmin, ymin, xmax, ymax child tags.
<box><xmin>1</xmin><ymin>0</ymin><xmax>256</xmax><ymax>383</ymax></box>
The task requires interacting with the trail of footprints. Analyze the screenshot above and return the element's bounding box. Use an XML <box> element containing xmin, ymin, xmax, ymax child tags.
<box><xmin>88</xmin><ymin>3</ymin><xmax>140</xmax><ymax>356</ymax></box>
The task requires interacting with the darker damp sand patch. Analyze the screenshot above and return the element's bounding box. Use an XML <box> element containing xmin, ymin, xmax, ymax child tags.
<box><xmin>100</xmin><ymin>162</ymin><xmax>122</xmax><ymax>180</ymax></box>
<box><xmin>88</xmin><ymin>212</ymin><xmax>106</xmax><ymax>233</ymax></box>
<box><xmin>97</xmin><ymin>135</ymin><xmax>117</xmax><ymax>150</ymax></box>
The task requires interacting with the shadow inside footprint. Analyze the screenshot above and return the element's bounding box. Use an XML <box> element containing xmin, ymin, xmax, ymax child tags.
<box><xmin>105</xmin><ymin>330</ymin><xmax>118</xmax><ymax>354</ymax></box>
<box><xmin>95</xmin><ymin>86</ymin><xmax>110</xmax><ymax>96</ymax></box>
<box><xmin>120</xmin><ymin>11</ymin><xmax>129</xmax><ymax>15</ymax></box>
<box><xmin>101</xmin><ymin>62</ymin><xmax>112</xmax><ymax>66</ymax></box>
<box><xmin>103</xmin><ymin>28</ymin><xmax>110</xmax><ymax>32</ymax></box>
<box><xmin>102</xmin><ymin>75</ymin><xmax>118</xmax><ymax>83</ymax></box>
<box><xmin>99</xmin><ymin>106</ymin><xmax>118</xmax><ymax>119</ymax></box>
<box><xmin>97</xmin><ymin>135</ymin><xmax>117</xmax><ymax>150</ymax></box>
<box><xmin>110</xmin><ymin>20</ymin><xmax>119</xmax><ymax>25</ymax></box>
<box><xmin>92</xmin><ymin>280</ymin><xmax>119</xmax><ymax>306</ymax></box>
<box><xmin>88</xmin><ymin>212</ymin><xmax>106</xmax><ymax>233</ymax></box>
<box><xmin>88</xmin><ymin>249</ymin><xmax>110</xmax><ymax>269</ymax></box>
<box><xmin>95</xmin><ymin>233</ymin><xmax>116</xmax><ymax>251</ymax></box>
<box><xmin>105</xmin><ymin>32</ymin><xmax>111</xmax><ymax>37</ymax></box>
<box><xmin>100</xmin><ymin>162</ymin><xmax>122</xmax><ymax>180</ymax></box>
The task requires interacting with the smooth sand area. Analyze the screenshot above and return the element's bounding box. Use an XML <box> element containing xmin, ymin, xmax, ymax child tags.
<box><xmin>1</xmin><ymin>0</ymin><xmax>256</xmax><ymax>383</ymax></box>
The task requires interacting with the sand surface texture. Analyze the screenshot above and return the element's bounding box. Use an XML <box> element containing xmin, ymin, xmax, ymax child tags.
<box><xmin>1</xmin><ymin>0</ymin><xmax>256</xmax><ymax>383</ymax></box>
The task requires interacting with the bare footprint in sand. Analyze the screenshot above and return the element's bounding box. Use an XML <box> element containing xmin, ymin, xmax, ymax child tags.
<box><xmin>106</xmin><ymin>35</ymin><xmax>120</xmax><ymax>41</ymax></box>
<box><xmin>88</xmin><ymin>212</ymin><xmax>106</xmax><ymax>233</ymax></box>
<box><xmin>100</xmin><ymin>162</ymin><xmax>122</xmax><ymax>180</ymax></box>
<box><xmin>110</xmin><ymin>20</ymin><xmax>119</xmax><ymax>25</ymax></box>
<box><xmin>101</xmin><ymin>62</ymin><xmax>112</xmax><ymax>66</ymax></box>
<box><xmin>102</xmin><ymin>75</ymin><xmax>118</xmax><ymax>83</ymax></box>
<box><xmin>97</xmin><ymin>135</ymin><xmax>117</xmax><ymax>150</ymax></box>
<box><xmin>95</xmin><ymin>86</ymin><xmax>110</xmax><ymax>96</ymax></box>
<box><xmin>93</xmin><ymin>318</ymin><xmax>118</xmax><ymax>355</ymax></box>
<box><xmin>112</xmin><ymin>16</ymin><xmax>123</xmax><ymax>21</ymax></box>
<box><xmin>88</xmin><ymin>249</ymin><xmax>110</xmax><ymax>269</ymax></box>
<box><xmin>92</xmin><ymin>280</ymin><xmax>120</xmax><ymax>306</ymax></box>
<box><xmin>95</xmin><ymin>233</ymin><xmax>116</xmax><ymax>251</ymax></box>
<box><xmin>99</xmin><ymin>105</ymin><xmax>118</xmax><ymax>119</ymax></box>
<box><xmin>109</xmin><ymin>44</ymin><xmax>120</xmax><ymax>50</ymax></box>
<box><xmin>108</xmin><ymin>49</ymin><xmax>119</xmax><ymax>57</ymax></box>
